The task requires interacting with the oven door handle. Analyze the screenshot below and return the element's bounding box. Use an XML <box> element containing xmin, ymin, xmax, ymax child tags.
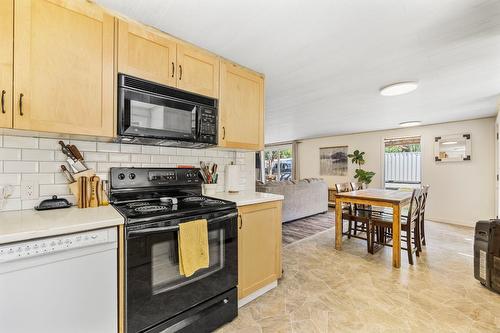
<box><xmin>127</xmin><ymin>212</ymin><xmax>238</xmax><ymax>237</ymax></box>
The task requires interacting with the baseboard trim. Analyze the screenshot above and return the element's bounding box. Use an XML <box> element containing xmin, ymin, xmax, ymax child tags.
<box><xmin>426</xmin><ymin>217</ymin><xmax>476</xmax><ymax>228</ymax></box>
<box><xmin>238</xmin><ymin>281</ymin><xmax>277</xmax><ymax>308</ymax></box>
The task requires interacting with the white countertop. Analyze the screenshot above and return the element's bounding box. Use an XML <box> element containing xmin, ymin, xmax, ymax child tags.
<box><xmin>211</xmin><ymin>191</ymin><xmax>284</xmax><ymax>207</ymax></box>
<box><xmin>0</xmin><ymin>206</ymin><xmax>124</xmax><ymax>244</ymax></box>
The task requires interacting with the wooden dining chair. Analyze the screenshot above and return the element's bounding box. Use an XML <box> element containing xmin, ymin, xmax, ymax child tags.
<box><xmin>419</xmin><ymin>185</ymin><xmax>430</xmax><ymax>246</ymax></box>
<box><xmin>335</xmin><ymin>183</ymin><xmax>374</xmax><ymax>253</ymax></box>
<box><xmin>370</xmin><ymin>188</ymin><xmax>422</xmax><ymax>264</ymax></box>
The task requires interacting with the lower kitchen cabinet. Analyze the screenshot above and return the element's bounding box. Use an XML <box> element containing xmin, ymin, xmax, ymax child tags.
<box><xmin>237</xmin><ymin>201</ymin><xmax>282</xmax><ymax>299</ymax></box>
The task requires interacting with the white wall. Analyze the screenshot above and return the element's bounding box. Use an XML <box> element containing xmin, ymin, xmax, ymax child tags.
<box><xmin>298</xmin><ymin>117</ymin><xmax>496</xmax><ymax>226</ymax></box>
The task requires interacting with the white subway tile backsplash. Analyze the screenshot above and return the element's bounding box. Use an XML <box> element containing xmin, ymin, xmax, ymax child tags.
<box><xmin>97</xmin><ymin>162</ymin><xmax>121</xmax><ymax>173</ymax></box>
<box><xmin>22</xmin><ymin>149</ymin><xmax>54</xmax><ymax>161</ymax></box>
<box><xmin>109</xmin><ymin>153</ymin><xmax>130</xmax><ymax>163</ymax></box>
<box><xmin>39</xmin><ymin>184</ymin><xmax>70</xmax><ymax>197</ymax></box>
<box><xmin>84</xmin><ymin>152</ymin><xmax>108</xmax><ymax>162</ymax></box>
<box><xmin>0</xmin><ymin>134</ymin><xmax>254</xmax><ymax>212</ymax></box>
<box><xmin>121</xmin><ymin>144</ymin><xmax>142</xmax><ymax>154</ymax></box>
<box><xmin>22</xmin><ymin>173</ymin><xmax>54</xmax><ymax>185</ymax></box>
<box><xmin>142</xmin><ymin>145</ymin><xmax>160</xmax><ymax>154</ymax></box>
<box><xmin>39</xmin><ymin>138</ymin><xmax>60</xmax><ymax>150</ymax></box>
<box><xmin>4</xmin><ymin>161</ymin><xmax>38</xmax><ymax>173</ymax></box>
<box><xmin>3</xmin><ymin>198</ymin><xmax>22</xmax><ymax>211</ymax></box>
<box><xmin>0</xmin><ymin>173</ymin><xmax>21</xmax><ymax>185</ymax></box>
<box><xmin>69</xmin><ymin>140</ymin><xmax>96</xmax><ymax>152</ymax></box>
<box><xmin>0</xmin><ymin>148</ymin><xmax>22</xmax><ymax>160</ymax></box>
<box><xmin>160</xmin><ymin>147</ymin><xmax>177</xmax><ymax>155</ymax></box>
<box><xmin>131</xmin><ymin>154</ymin><xmax>150</xmax><ymax>163</ymax></box>
<box><xmin>97</xmin><ymin>142</ymin><xmax>121</xmax><ymax>152</ymax></box>
<box><xmin>3</xmin><ymin>136</ymin><xmax>38</xmax><ymax>149</ymax></box>
<box><xmin>151</xmin><ymin>155</ymin><xmax>170</xmax><ymax>163</ymax></box>
<box><xmin>39</xmin><ymin>161</ymin><xmax>64</xmax><ymax>173</ymax></box>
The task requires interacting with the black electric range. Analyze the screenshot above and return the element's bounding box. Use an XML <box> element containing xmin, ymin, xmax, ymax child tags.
<box><xmin>109</xmin><ymin>167</ymin><xmax>238</xmax><ymax>333</ymax></box>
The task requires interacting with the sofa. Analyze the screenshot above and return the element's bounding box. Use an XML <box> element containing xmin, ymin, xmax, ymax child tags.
<box><xmin>256</xmin><ymin>178</ymin><xmax>328</xmax><ymax>223</ymax></box>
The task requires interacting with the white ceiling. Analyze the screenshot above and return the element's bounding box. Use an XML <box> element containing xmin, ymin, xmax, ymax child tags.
<box><xmin>98</xmin><ymin>0</ymin><xmax>500</xmax><ymax>143</ymax></box>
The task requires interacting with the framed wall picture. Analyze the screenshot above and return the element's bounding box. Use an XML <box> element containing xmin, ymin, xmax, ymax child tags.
<box><xmin>320</xmin><ymin>146</ymin><xmax>348</xmax><ymax>176</ymax></box>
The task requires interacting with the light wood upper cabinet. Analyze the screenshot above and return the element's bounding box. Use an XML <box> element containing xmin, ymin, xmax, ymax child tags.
<box><xmin>0</xmin><ymin>0</ymin><xmax>13</xmax><ymax>129</ymax></box>
<box><xmin>176</xmin><ymin>44</ymin><xmax>219</xmax><ymax>98</ymax></box>
<box><xmin>13</xmin><ymin>0</ymin><xmax>114</xmax><ymax>137</ymax></box>
<box><xmin>219</xmin><ymin>60</ymin><xmax>264</xmax><ymax>150</ymax></box>
<box><xmin>238</xmin><ymin>201</ymin><xmax>282</xmax><ymax>300</ymax></box>
<box><xmin>117</xmin><ymin>19</ymin><xmax>177</xmax><ymax>87</ymax></box>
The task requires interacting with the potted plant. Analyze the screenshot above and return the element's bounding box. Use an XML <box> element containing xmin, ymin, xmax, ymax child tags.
<box><xmin>347</xmin><ymin>150</ymin><xmax>375</xmax><ymax>186</ymax></box>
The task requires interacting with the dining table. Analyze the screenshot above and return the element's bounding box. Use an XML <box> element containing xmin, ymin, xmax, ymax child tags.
<box><xmin>334</xmin><ymin>188</ymin><xmax>413</xmax><ymax>268</ymax></box>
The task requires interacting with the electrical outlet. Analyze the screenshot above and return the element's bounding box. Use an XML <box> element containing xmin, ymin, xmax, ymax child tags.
<box><xmin>21</xmin><ymin>181</ymin><xmax>39</xmax><ymax>200</ymax></box>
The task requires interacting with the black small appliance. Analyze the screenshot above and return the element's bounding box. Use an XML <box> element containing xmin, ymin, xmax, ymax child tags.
<box><xmin>474</xmin><ymin>220</ymin><xmax>500</xmax><ymax>293</ymax></box>
<box><xmin>109</xmin><ymin>167</ymin><xmax>238</xmax><ymax>333</ymax></box>
<box><xmin>117</xmin><ymin>74</ymin><xmax>218</xmax><ymax>148</ymax></box>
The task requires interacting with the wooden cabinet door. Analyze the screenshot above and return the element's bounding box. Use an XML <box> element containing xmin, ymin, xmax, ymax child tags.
<box><xmin>13</xmin><ymin>0</ymin><xmax>114</xmax><ymax>137</ymax></box>
<box><xmin>0</xmin><ymin>0</ymin><xmax>13</xmax><ymax>128</ymax></box>
<box><xmin>238</xmin><ymin>201</ymin><xmax>282</xmax><ymax>299</ymax></box>
<box><xmin>117</xmin><ymin>19</ymin><xmax>177</xmax><ymax>87</ymax></box>
<box><xmin>219</xmin><ymin>60</ymin><xmax>264</xmax><ymax>150</ymax></box>
<box><xmin>176</xmin><ymin>44</ymin><xmax>219</xmax><ymax>98</ymax></box>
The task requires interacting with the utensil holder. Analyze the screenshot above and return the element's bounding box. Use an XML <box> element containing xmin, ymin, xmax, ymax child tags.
<box><xmin>202</xmin><ymin>183</ymin><xmax>217</xmax><ymax>196</ymax></box>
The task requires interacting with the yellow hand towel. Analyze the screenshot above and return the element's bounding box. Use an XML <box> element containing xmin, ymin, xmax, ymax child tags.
<box><xmin>178</xmin><ymin>219</ymin><xmax>210</xmax><ymax>277</ymax></box>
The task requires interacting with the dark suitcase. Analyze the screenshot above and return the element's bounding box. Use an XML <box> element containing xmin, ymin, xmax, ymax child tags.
<box><xmin>474</xmin><ymin>220</ymin><xmax>500</xmax><ymax>293</ymax></box>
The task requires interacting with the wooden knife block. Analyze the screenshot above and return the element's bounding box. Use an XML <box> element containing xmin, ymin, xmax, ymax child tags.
<box><xmin>68</xmin><ymin>169</ymin><xmax>95</xmax><ymax>208</ymax></box>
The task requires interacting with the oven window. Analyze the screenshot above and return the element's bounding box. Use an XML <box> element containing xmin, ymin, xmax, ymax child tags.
<box><xmin>130</xmin><ymin>100</ymin><xmax>194</xmax><ymax>134</ymax></box>
<box><xmin>151</xmin><ymin>229</ymin><xmax>225</xmax><ymax>295</ymax></box>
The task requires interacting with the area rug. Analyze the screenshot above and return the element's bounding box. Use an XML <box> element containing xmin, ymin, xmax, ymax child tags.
<box><xmin>282</xmin><ymin>209</ymin><xmax>334</xmax><ymax>245</ymax></box>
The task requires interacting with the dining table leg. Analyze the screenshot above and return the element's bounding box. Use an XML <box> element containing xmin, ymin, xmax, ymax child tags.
<box><xmin>335</xmin><ymin>198</ymin><xmax>343</xmax><ymax>250</ymax></box>
<box><xmin>392</xmin><ymin>203</ymin><xmax>401</xmax><ymax>268</ymax></box>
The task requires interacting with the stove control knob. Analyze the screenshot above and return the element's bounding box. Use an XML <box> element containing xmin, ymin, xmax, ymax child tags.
<box><xmin>129</xmin><ymin>173</ymin><xmax>136</xmax><ymax>180</ymax></box>
<box><xmin>118</xmin><ymin>173</ymin><xmax>125</xmax><ymax>180</ymax></box>
<box><xmin>186</xmin><ymin>173</ymin><xmax>191</xmax><ymax>178</ymax></box>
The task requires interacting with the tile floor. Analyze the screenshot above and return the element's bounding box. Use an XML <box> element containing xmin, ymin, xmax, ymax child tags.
<box><xmin>217</xmin><ymin>220</ymin><xmax>500</xmax><ymax>332</ymax></box>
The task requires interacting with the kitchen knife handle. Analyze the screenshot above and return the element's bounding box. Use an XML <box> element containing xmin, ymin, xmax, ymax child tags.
<box><xmin>171</xmin><ymin>62</ymin><xmax>175</xmax><ymax>78</ymax></box>
<box><xmin>1</xmin><ymin>90</ymin><xmax>5</xmax><ymax>114</ymax></box>
<box><xmin>19</xmin><ymin>93</ymin><xmax>24</xmax><ymax>116</ymax></box>
<box><xmin>179</xmin><ymin>65</ymin><xmax>182</xmax><ymax>80</ymax></box>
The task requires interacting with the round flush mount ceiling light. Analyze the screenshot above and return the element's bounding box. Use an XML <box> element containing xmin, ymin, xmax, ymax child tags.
<box><xmin>399</xmin><ymin>121</ymin><xmax>422</xmax><ymax>127</ymax></box>
<box><xmin>380</xmin><ymin>81</ymin><xmax>419</xmax><ymax>96</ymax></box>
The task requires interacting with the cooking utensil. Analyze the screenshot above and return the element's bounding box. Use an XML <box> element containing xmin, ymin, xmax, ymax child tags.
<box><xmin>60</xmin><ymin>165</ymin><xmax>75</xmax><ymax>183</ymax></box>
<box><xmin>68</xmin><ymin>145</ymin><xmax>88</xmax><ymax>170</ymax></box>
<box><xmin>89</xmin><ymin>176</ymin><xmax>100</xmax><ymax>208</ymax></box>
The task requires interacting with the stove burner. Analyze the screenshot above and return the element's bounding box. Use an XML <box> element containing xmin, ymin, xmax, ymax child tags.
<box><xmin>182</xmin><ymin>196</ymin><xmax>206</xmax><ymax>203</ymax></box>
<box><xmin>135</xmin><ymin>205</ymin><xmax>171</xmax><ymax>213</ymax></box>
<box><xmin>201</xmin><ymin>199</ymin><xmax>225</xmax><ymax>206</ymax></box>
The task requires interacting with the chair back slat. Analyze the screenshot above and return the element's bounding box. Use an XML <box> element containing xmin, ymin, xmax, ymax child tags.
<box><xmin>335</xmin><ymin>183</ymin><xmax>351</xmax><ymax>193</ymax></box>
<box><xmin>407</xmin><ymin>188</ymin><xmax>422</xmax><ymax>225</ymax></box>
<box><xmin>350</xmin><ymin>182</ymin><xmax>363</xmax><ymax>191</ymax></box>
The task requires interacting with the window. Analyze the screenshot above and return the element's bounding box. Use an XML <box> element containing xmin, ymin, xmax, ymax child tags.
<box><xmin>384</xmin><ymin>136</ymin><xmax>421</xmax><ymax>189</ymax></box>
<box><xmin>264</xmin><ymin>144</ymin><xmax>293</xmax><ymax>181</ymax></box>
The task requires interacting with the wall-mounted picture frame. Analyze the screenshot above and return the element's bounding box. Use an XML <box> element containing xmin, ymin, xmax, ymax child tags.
<box><xmin>434</xmin><ymin>134</ymin><xmax>471</xmax><ymax>162</ymax></box>
<box><xmin>320</xmin><ymin>146</ymin><xmax>348</xmax><ymax>176</ymax></box>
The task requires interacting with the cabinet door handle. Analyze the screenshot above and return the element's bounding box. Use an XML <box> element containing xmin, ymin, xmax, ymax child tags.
<box><xmin>238</xmin><ymin>214</ymin><xmax>243</xmax><ymax>229</ymax></box>
<box><xmin>222</xmin><ymin>126</ymin><xmax>226</xmax><ymax>140</ymax></box>
<box><xmin>171</xmin><ymin>62</ymin><xmax>175</xmax><ymax>78</ymax></box>
<box><xmin>179</xmin><ymin>65</ymin><xmax>182</xmax><ymax>80</ymax></box>
<box><xmin>19</xmin><ymin>93</ymin><xmax>24</xmax><ymax>116</ymax></box>
<box><xmin>1</xmin><ymin>90</ymin><xmax>5</xmax><ymax>114</ymax></box>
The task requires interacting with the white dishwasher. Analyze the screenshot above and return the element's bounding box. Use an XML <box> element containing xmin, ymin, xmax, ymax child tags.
<box><xmin>0</xmin><ymin>227</ymin><xmax>118</xmax><ymax>333</ymax></box>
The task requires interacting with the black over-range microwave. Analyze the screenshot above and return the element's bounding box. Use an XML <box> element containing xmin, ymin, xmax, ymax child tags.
<box><xmin>117</xmin><ymin>74</ymin><xmax>218</xmax><ymax>148</ymax></box>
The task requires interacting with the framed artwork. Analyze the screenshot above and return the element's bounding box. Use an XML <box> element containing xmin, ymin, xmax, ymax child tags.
<box><xmin>320</xmin><ymin>146</ymin><xmax>348</xmax><ymax>176</ymax></box>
